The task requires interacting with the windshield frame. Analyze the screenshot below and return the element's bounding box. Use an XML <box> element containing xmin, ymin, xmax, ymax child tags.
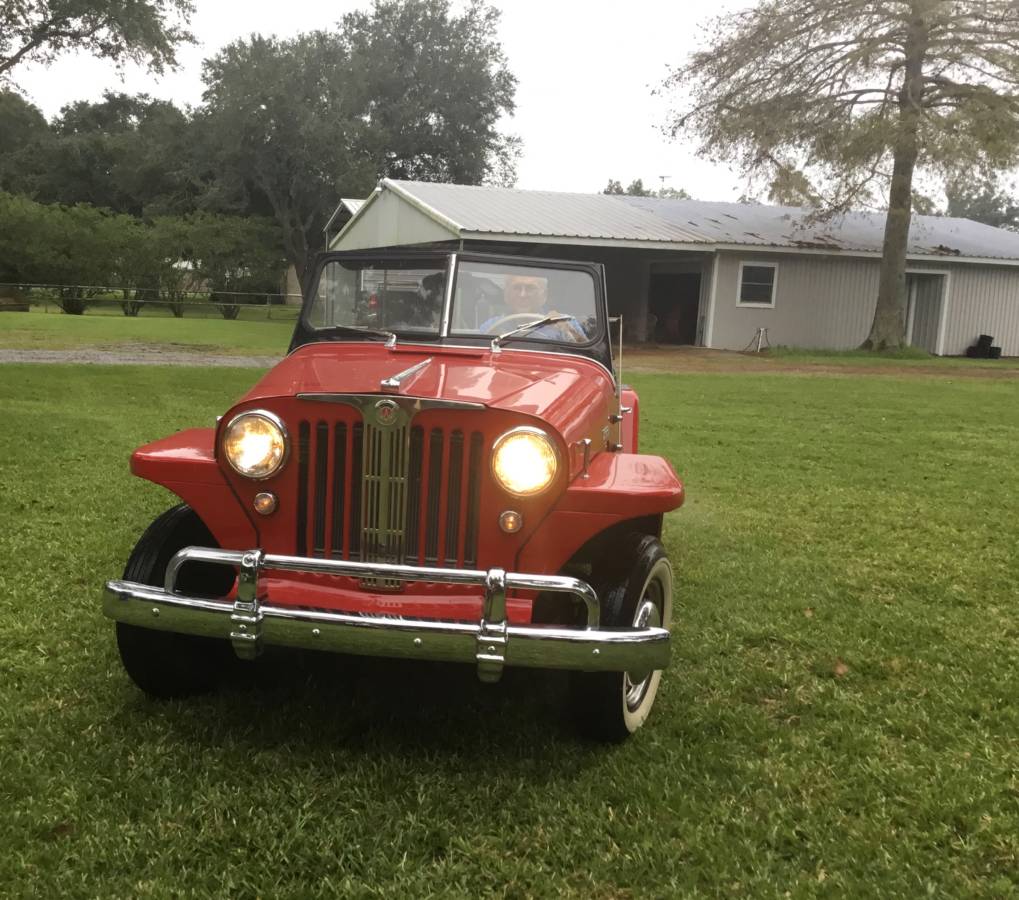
<box><xmin>290</xmin><ymin>249</ymin><xmax>611</xmax><ymax>373</ymax></box>
<box><xmin>296</xmin><ymin>251</ymin><xmax>452</xmax><ymax>343</ymax></box>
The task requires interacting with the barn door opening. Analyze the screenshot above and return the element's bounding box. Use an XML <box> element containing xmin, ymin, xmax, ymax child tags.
<box><xmin>648</xmin><ymin>272</ymin><xmax>701</xmax><ymax>345</ymax></box>
<box><xmin>905</xmin><ymin>273</ymin><xmax>945</xmax><ymax>354</ymax></box>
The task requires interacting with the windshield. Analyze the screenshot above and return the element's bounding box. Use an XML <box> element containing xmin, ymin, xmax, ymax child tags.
<box><xmin>306</xmin><ymin>258</ymin><xmax>446</xmax><ymax>334</ymax></box>
<box><xmin>450</xmin><ymin>261</ymin><xmax>598</xmax><ymax>344</ymax></box>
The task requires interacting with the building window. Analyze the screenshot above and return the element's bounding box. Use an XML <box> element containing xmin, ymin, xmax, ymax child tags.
<box><xmin>738</xmin><ymin>262</ymin><xmax>778</xmax><ymax>307</ymax></box>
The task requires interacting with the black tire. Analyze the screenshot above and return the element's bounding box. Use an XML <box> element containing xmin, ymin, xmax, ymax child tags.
<box><xmin>116</xmin><ymin>505</ymin><xmax>235</xmax><ymax>699</ymax></box>
<box><xmin>570</xmin><ymin>533</ymin><xmax>674</xmax><ymax>742</ymax></box>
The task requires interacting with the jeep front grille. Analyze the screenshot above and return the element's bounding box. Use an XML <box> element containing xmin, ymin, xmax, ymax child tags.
<box><xmin>295</xmin><ymin>415</ymin><xmax>484</xmax><ymax>580</ymax></box>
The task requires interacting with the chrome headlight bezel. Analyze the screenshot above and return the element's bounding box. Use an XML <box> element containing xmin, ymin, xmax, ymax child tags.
<box><xmin>491</xmin><ymin>425</ymin><xmax>560</xmax><ymax>497</ymax></box>
<box><xmin>222</xmin><ymin>409</ymin><xmax>290</xmax><ymax>480</ymax></box>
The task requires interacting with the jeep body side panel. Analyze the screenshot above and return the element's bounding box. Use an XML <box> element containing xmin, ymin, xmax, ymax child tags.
<box><xmin>620</xmin><ymin>387</ymin><xmax>640</xmax><ymax>452</ymax></box>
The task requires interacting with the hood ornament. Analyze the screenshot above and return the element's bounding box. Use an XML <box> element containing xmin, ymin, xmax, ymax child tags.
<box><xmin>380</xmin><ymin>358</ymin><xmax>432</xmax><ymax>394</ymax></box>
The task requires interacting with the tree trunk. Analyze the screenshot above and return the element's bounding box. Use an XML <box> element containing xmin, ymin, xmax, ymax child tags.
<box><xmin>863</xmin><ymin>17</ymin><xmax>926</xmax><ymax>351</ymax></box>
<box><xmin>280</xmin><ymin>213</ymin><xmax>313</xmax><ymax>295</ymax></box>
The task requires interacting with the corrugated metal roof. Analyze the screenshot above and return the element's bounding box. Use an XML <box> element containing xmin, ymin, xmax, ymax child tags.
<box><xmin>384</xmin><ymin>180</ymin><xmax>1019</xmax><ymax>261</ymax></box>
<box><xmin>385</xmin><ymin>180</ymin><xmax>706</xmax><ymax>243</ymax></box>
<box><xmin>324</xmin><ymin>197</ymin><xmax>367</xmax><ymax>235</ymax></box>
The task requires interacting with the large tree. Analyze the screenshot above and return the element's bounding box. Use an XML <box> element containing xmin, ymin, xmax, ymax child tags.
<box><xmin>0</xmin><ymin>90</ymin><xmax>195</xmax><ymax>214</ymax></box>
<box><xmin>42</xmin><ymin>92</ymin><xmax>193</xmax><ymax>215</ymax></box>
<box><xmin>342</xmin><ymin>0</ymin><xmax>518</xmax><ymax>185</ymax></box>
<box><xmin>945</xmin><ymin>173</ymin><xmax>1019</xmax><ymax>230</ymax></box>
<box><xmin>0</xmin><ymin>1</ymin><xmax>194</xmax><ymax>79</ymax></box>
<box><xmin>196</xmin><ymin>31</ymin><xmax>368</xmax><ymax>291</ymax></box>
<box><xmin>0</xmin><ymin>90</ymin><xmax>50</xmax><ymax>194</ymax></box>
<box><xmin>665</xmin><ymin>0</ymin><xmax>1019</xmax><ymax>350</ymax></box>
<box><xmin>198</xmin><ymin>0</ymin><xmax>517</xmax><ymax>290</ymax></box>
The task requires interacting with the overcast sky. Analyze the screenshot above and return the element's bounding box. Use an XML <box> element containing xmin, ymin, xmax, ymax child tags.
<box><xmin>12</xmin><ymin>0</ymin><xmax>751</xmax><ymax>200</ymax></box>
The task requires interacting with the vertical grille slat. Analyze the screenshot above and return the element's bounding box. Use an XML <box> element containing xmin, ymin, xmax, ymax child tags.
<box><xmin>330</xmin><ymin>423</ymin><xmax>347</xmax><ymax>558</ymax></box>
<box><xmin>404</xmin><ymin>427</ymin><xmax>424</xmax><ymax>563</ymax></box>
<box><xmin>444</xmin><ymin>431</ymin><xmax>464</xmax><ymax>566</ymax></box>
<box><xmin>424</xmin><ymin>428</ymin><xmax>444</xmax><ymax>564</ymax></box>
<box><xmin>295</xmin><ymin>408</ymin><xmax>486</xmax><ymax>581</ymax></box>
<box><xmin>349</xmin><ymin>422</ymin><xmax>363</xmax><ymax>558</ymax></box>
<box><xmin>296</xmin><ymin>421</ymin><xmax>311</xmax><ymax>557</ymax></box>
<box><xmin>312</xmin><ymin>422</ymin><xmax>329</xmax><ymax>557</ymax></box>
<box><xmin>464</xmin><ymin>431</ymin><xmax>483</xmax><ymax>567</ymax></box>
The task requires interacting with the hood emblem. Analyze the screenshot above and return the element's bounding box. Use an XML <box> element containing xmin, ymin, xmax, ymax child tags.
<box><xmin>375</xmin><ymin>399</ymin><xmax>399</xmax><ymax>425</ymax></box>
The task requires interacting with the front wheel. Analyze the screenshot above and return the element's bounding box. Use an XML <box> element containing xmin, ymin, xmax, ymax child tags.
<box><xmin>570</xmin><ymin>534</ymin><xmax>674</xmax><ymax>742</ymax></box>
<box><xmin>116</xmin><ymin>505</ymin><xmax>235</xmax><ymax>699</ymax></box>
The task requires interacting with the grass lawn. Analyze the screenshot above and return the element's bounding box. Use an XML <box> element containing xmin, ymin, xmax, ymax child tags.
<box><xmin>0</xmin><ymin>307</ymin><xmax>294</xmax><ymax>356</ymax></box>
<box><xmin>2</xmin><ymin>363</ymin><xmax>1017</xmax><ymax>897</ymax></box>
<box><xmin>768</xmin><ymin>345</ymin><xmax>1019</xmax><ymax>371</ymax></box>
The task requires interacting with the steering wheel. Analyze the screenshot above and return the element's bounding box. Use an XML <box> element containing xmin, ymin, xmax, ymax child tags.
<box><xmin>484</xmin><ymin>312</ymin><xmax>551</xmax><ymax>334</ymax></box>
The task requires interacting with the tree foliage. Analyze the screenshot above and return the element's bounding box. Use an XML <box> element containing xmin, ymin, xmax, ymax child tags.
<box><xmin>0</xmin><ymin>1</ymin><xmax>194</xmax><ymax>79</ymax></box>
<box><xmin>0</xmin><ymin>192</ymin><xmax>138</xmax><ymax>312</ymax></box>
<box><xmin>187</xmin><ymin>214</ymin><xmax>286</xmax><ymax>318</ymax></box>
<box><xmin>196</xmin><ymin>32</ymin><xmax>367</xmax><ymax>291</ymax></box>
<box><xmin>945</xmin><ymin>173</ymin><xmax>1019</xmax><ymax>230</ymax></box>
<box><xmin>0</xmin><ymin>193</ymin><xmax>284</xmax><ymax>316</ymax></box>
<box><xmin>343</xmin><ymin>0</ymin><xmax>518</xmax><ymax>185</ymax></box>
<box><xmin>0</xmin><ymin>0</ymin><xmax>516</xmax><ymax>298</ymax></box>
<box><xmin>46</xmin><ymin>92</ymin><xmax>193</xmax><ymax>215</ymax></box>
<box><xmin>0</xmin><ymin>90</ymin><xmax>50</xmax><ymax>194</ymax></box>
<box><xmin>0</xmin><ymin>90</ymin><xmax>195</xmax><ymax>215</ymax></box>
<box><xmin>198</xmin><ymin>0</ymin><xmax>517</xmax><ymax>288</ymax></box>
<box><xmin>665</xmin><ymin>0</ymin><xmax>1019</xmax><ymax>350</ymax></box>
<box><xmin>604</xmin><ymin>178</ymin><xmax>691</xmax><ymax>198</ymax></box>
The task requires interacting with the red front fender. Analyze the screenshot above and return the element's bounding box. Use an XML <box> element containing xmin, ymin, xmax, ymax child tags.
<box><xmin>516</xmin><ymin>452</ymin><xmax>684</xmax><ymax>574</ymax></box>
<box><xmin>130</xmin><ymin>428</ymin><xmax>258</xmax><ymax>550</ymax></box>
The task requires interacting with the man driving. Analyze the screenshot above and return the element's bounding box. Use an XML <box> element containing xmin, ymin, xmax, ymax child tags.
<box><xmin>481</xmin><ymin>274</ymin><xmax>589</xmax><ymax>342</ymax></box>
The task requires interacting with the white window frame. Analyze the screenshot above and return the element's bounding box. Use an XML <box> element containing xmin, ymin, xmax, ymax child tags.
<box><xmin>737</xmin><ymin>260</ymin><xmax>779</xmax><ymax>308</ymax></box>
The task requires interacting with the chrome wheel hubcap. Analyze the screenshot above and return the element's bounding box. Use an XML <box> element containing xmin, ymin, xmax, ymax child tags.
<box><xmin>624</xmin><ymin>588</ymin><xmax>663</xmax><ymax>711</ymax></box>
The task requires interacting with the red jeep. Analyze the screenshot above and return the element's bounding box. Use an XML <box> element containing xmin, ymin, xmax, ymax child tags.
<box><xmin>103</xmin><ymin>251</ymin><xmax>685</xmax><ymax>740</ymax></box>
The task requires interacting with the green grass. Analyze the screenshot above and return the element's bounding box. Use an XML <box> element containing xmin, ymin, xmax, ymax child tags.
<box><xmin>0</xmin><ymin>306</ymin><xmax>295</xmax><ymax>355</ymax></box>
<box><xmin>768</xmin><ymin>344</ymin><xmax>1019</xmax><ymax>369</ymax></box>
<box><xmin>2</xmin><ymin>364</ymin><xmax>1018</xmax><ymax>897</ymax></box>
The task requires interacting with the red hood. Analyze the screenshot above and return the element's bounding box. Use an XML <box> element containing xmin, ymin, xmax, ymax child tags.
<box><xmin>239</xmin><ymin>342</ymin><xmax>614</xmax><ymax>439</ymax></box>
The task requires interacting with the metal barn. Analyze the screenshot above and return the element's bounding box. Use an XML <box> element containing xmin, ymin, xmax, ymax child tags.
<box><xmin>327</xmin><ymin>180</ymin><xmax>1019</xmax><ymax>356</ymax></box>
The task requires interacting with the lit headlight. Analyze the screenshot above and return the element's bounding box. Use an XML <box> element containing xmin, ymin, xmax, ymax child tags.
<box><xmin>492</xmin><ymin>427</ymin><xmax>559</xmax><ymax>496</ymax></box>
<box><xmin>223</xmin><ymin>411</ymin><xmax>288</xmax><ymax>479</ymax></box>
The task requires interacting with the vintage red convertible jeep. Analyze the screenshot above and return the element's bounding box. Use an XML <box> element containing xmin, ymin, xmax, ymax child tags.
<box><xmin>102</xmin><ymin>251</ymin><xmax>685</xmax><ymax>740</ymax></box>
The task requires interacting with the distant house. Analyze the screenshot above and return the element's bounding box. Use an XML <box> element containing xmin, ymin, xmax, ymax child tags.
<box><xmin>326</xmin><ymin>180</ymin><xmax>1019</xmax><ymax>356</ymax></box>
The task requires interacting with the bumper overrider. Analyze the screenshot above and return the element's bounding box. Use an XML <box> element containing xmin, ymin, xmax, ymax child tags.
<box><xmin>102</xmin><ymin>548</ymin><xmax>671</xmax><ymax>683</ymax></box>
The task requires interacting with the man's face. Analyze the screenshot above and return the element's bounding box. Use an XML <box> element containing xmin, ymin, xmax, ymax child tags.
<box><xmin>504</xmin><ymin>275</ymin><xmax>548</xmax><ymax>314</ymax></box>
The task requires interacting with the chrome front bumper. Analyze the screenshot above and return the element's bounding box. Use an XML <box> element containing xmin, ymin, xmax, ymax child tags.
<box><xmin>102</xmin><ymin>548</ymin><xmax>671</xmax><ymax>683</ymax></box>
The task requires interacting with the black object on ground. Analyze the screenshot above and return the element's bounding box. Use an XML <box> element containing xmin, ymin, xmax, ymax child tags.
<box><xmin>967</xmin><ymin>334</ymin><xmax>998</xmax><ymax>359</ymax></box>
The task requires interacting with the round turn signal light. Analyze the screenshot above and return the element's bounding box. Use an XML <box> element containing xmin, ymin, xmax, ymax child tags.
<box><xmin>499</xmin><ymin>510</ymin><xmax>523</xmax><ymax>533</ymax></box>
<box><xmin>253</xmin><ymin>492</ymin><xmax>278</xmax><ymax>516</ymax></box>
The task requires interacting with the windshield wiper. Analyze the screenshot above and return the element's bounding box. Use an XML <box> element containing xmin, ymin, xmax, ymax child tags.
<box><xmin>319</xmin><ymin>324</ymin><xmax>397</xmax><ymax>348</ymax></box>
<box><xmin>490</xmin><ymin>315</ymin><xmax>571</xmax><ymax>352</ymax></box>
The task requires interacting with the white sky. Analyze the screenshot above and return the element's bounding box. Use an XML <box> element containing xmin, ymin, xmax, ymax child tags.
<box><xmin>11</xmin><ymin>0</ymin><xmax>752</xmax><ymax>200</ymax></box>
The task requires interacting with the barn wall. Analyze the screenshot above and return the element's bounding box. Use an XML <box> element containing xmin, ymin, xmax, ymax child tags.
<box><xmin>709</xmin><ymin>251</ymin><xmax>882</xmax><ymax>351</ymax></box>
<box><xmin>708</xmin><ymin>251</ymin><xmax>1019</xmax><ymax>355</ymax></box>
<box><xmin>942</xmin><ymin>265</ymin><xmax>1019</xmax><ymax>356</ymax></box>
